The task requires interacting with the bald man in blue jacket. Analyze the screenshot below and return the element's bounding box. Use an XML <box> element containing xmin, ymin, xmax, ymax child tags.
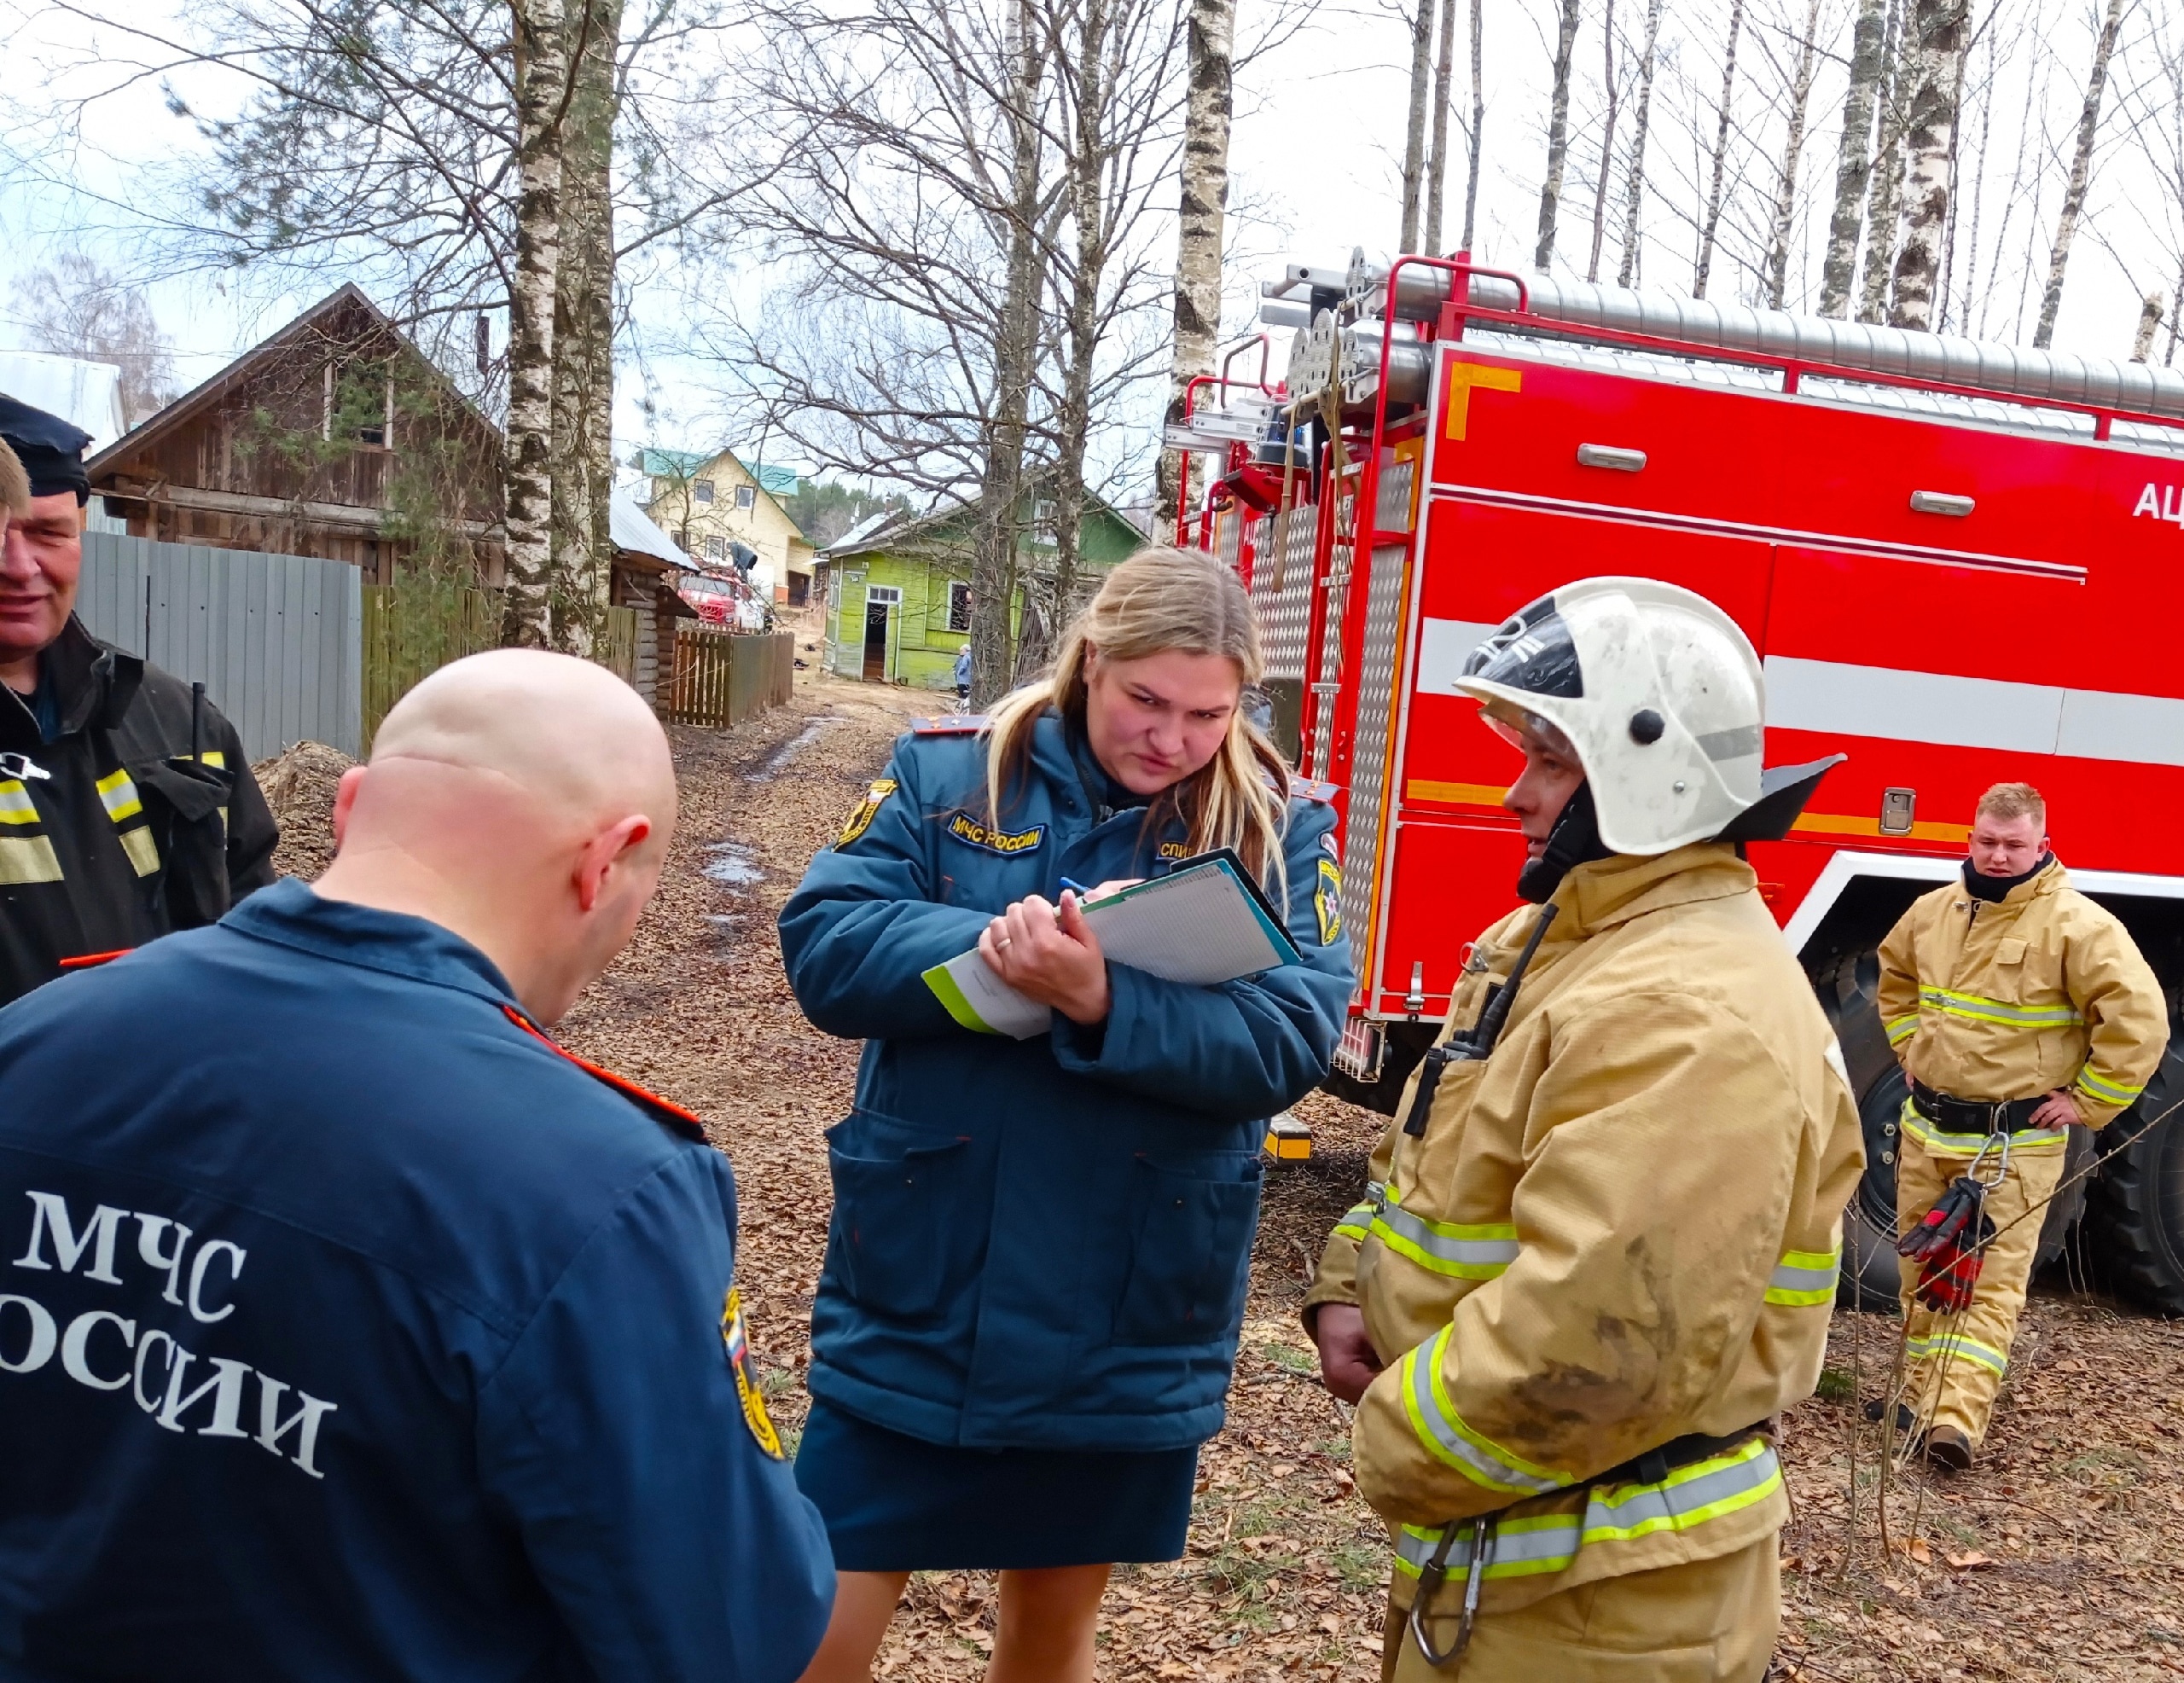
<box><xmin>0</xmin><ymin>651</ymin><xmax>833</xmax><ymax>1682</ymax></box>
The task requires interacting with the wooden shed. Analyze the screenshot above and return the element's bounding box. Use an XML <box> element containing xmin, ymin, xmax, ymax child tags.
<box><xmin>87</xmin><ymin>285</ymin><xmax>505</xmax><ymax>586</ymax></box>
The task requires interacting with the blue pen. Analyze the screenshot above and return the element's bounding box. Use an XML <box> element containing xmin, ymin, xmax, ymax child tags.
<box><xmin>1059</xmin><ymin>877</ymin><xmax>1091</xmax><ymax>896</ymax></box>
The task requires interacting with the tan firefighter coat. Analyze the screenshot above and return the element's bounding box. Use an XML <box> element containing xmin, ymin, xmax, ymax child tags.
<box><xmin>1876</xmin><ymin>862</ymin><xmax>2166</xmax><ymax>1153</ymax></box>
<box><xmin>1307</xmin><ymin>844</ymin><xmax>1865</xmax><ymax>1615</ymax></box>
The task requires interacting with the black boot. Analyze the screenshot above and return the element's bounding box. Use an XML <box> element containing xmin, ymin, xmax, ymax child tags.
<box><xmin>1862</xmin><ymin>1398</ymin><xmax>1916</xmax><ymax>1431</ymax></box>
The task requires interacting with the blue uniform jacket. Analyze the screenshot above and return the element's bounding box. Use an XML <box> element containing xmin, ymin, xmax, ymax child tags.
<box><xmin>778</xmin><ymin>711</ymin><xmax>1354</xmax><ymax>1452</ymax></box>
<box><xmin>0</xmin><ymin>880</ymin><xmax>833</xmax><ymax>1683</ymax></box>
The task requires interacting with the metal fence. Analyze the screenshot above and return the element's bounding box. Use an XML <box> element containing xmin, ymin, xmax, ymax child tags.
<box><xmin>76</xmin><ymin>531</ymin><xmax>364</xmax><ymax>760</ymax></box>
<box><xmin>669</xmin><ymin>627</ymin><xmax>793</xmax><ymax>728</ymax></box>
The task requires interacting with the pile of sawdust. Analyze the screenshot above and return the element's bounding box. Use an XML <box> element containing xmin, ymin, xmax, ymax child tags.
<box><xmin>251</xmin><ymin>740</ymin><xmax>356</xmax><ymax>881</ymax></box>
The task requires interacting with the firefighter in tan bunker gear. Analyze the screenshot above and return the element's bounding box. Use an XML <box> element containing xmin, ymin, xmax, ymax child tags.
<box><xmin>1877</xmin><ymin>783</ymin><xmax>2166</xmax><ymax>1471</ymax></box>
<box><xmin>1309</xmin><ymin>579</ymin><xmax>1866</xmax><ymax>1681</ymax></box>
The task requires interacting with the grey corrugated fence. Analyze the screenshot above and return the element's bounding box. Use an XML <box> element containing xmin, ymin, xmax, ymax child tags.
<box><xmin>75</xmin><ymin>531</ymin><xmax>364</xmax><ymax>761</ymax></box>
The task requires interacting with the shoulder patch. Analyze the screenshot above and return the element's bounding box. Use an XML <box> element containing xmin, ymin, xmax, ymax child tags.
<box><xmin>1290</xmin><ymin>776</ymin><xmax>1342</xmax><ymax>804</ymax></box>
<box><xmin>501</xmin><ymin>1007</ymin><xmax>706</xmax><ymax>1141</ymax></box>
<box><xmin>913</xmin><ymin>715</ymin><xmax>989</xmax><ymax>734</ymax></box>
<box><xmin>1320</xmin><ymin>830</ymin><xmax>1340</xmax><ymax>861</ymax></box>
<box><xmin>837</xmin><ymin>777</ymin><xmax>897</xmax><ymax>848</ymax></box>
<box><xmin>946</xmin><ymin>810</ymin><xmax>1047</xmax><ymax>856</ymax></box>
<box><xmin>721</xmin><ymin>1287</ymin><xmax>786</xmax><ymax>1460</ymax></box>
<box><xmin>1315</xmin><ymin>856</ymin><xmax>1345</xmax><ymax>945</ymax></box>
<box><xmin>1157</xmin><ymin>840</ymin><xmax>1192</xmax><ymax>860</ymax></box>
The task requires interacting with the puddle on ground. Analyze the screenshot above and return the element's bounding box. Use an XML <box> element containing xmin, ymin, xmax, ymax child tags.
<box><xmin>748</xmin><ymin>715</ymin><xmax>838</xmax><ymax>781</ymax></box>
<box><xmin>701</xmin><ymin>841</ymin><xmax>764</xmax><ymax>887</ymax></box>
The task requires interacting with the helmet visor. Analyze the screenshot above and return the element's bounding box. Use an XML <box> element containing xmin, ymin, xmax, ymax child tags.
<box><xmin>1461</xmin><ymin>601</ymin><xmax>1584</xmax><ymax>699</ymax></box>
<box><xmin>1476</xmin><ymin>694</ymin><xmax>1577</xmax><ymax>761</ymax></box>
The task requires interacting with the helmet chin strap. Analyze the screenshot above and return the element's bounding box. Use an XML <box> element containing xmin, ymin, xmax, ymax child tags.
<box><xmin>1518</xmin><ymin>779</ymin><xmax>1615</xmax><ymax>904</ymax></box>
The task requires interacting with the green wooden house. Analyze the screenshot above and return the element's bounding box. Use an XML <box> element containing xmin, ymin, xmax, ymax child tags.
<box><xmin>816</xmin><ymin>495</ymin><xmax>1147</xmax><ymax>689</ymax></box>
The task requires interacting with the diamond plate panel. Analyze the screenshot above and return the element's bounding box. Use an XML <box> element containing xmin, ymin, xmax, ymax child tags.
<box><xmin>1252</xmin><ymin>502</ymin><xmax>1316</xmax><ymax>682</ymax></box>
<box><xmin>1339</xmin><ymin>542</ymin><xmax>1409</xmax><ymax>965</ymax></box>
<box><xmin>1310</xmin><ymin>546</ymin><xmax>1348</xmax><ymax>780</ymax></box>
<box><xmin>1217</xmin><ymin>508</ymin><xmax>1242</xmax><ymax>572</ymax></box>
<box><xmin>1375</xmin><ymin>458</ymin><xmax>1416</xmax><ymax>535</ymax></box>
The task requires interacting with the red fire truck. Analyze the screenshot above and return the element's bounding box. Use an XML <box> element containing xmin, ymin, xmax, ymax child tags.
<box><xmin>1170</xmin><ymin>252</ymin><xmax>2184</xmax><ymax>1315</ymax></box>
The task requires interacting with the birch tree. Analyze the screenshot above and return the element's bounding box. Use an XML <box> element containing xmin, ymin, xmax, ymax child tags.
<box><xmin>1617</xmin><ymin>0</ymin><xmax>1664</xmax><ymax>285</ymax></box>
<box><xmin>1463</xmin><ymin>0</ymin><xmax>1486</xmax><ymax>248</ymax></box>
<box><xmin>1424</xmin><ymin>0</ymin><xmax>1462</xmax><ymax>251</ymax></box>
<box><xmin>549</xmin><ymin>0</ymin><xmax>623</xmax><ymax>656</ymax></box>
<box><xmin>1858</xmin><ymin>0</ymin><xmax>1920</xmax><ymax>322</ymax></box>
<box><xmin>1763</xmin><ymin>0</ymin><xmax>1827</xmax><ymax>306</ymax></box>
<box><xmin>1536</xmin><ymin>0</ymin><xmax>1585</xmax><ymax>270</ymax></box>
<box><xmin>2035</xmin><ymin>0</ymin><xmax>2128</xmax><ymax>349</ymax></box>
<box><xmin>502</xmin><ymin>0</ymin><xmax>570</xmax><ymax>650</ymax></box>
<box><xmin>1159</xmin><ymin>0</ymin><xmax>1233</xmax><ymax>529</ymax></box>
<box><xmin>1587</xmin><ymin>0</ymin><xmax>1622</xmax><ymax>281</ymax></box>
<box><xmin>1400</xmin><ymin>0</ymin><xmax>1438</xmax><ymax>249</ymax></box>
<box><xmin>1887</xmin><ymin>0</ymin><xmax>1968</xmax><ymax>328</ymax></box>
<box><xmin>1821</xmin><ymin>0</ymin><xmax>1889</xmax><ymax>314</ymax></box>
<box><xmin>1693</xmin><ymin>0</ymin><xmax>1748</xmax><ymax>297</ymax></box>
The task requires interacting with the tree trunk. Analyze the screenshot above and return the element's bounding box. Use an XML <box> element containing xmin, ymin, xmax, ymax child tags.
<box><xmin>1156</xmin><ymin>0</ymin><xmax>1232</xmax><ymax>534</ymax></box>
<box><xmin>1615</xmin><ymin>0</ymin><xmax>1662</xmax><ymax>287</ymax></box>
<box><xmin>1053</xmin><ymin>0</ymin><xmax>1113</xmax><ymax>626</ymax></box>
<box><xmin>1691</xmin><ymin>0</ymin><xmax>1745</xmax><ymax>299</ymax></box>
<box><xmin>1534</xmin><ymin>0</ymin><xmax>1583</xmax><ymax>272</ymax></box>
<box><xmin>2035</xmin><ymin>0</ymin><xmax>2125</xmax><ymax>350</ymax></box>
<box><xmin>1399</xmin><ymin>0</ymin><xmax>1437</xmax><ymax>252</ymax></box>
<box><xmin>1820</xmin><ymin>0</ymin><xmax>1888</xmax><ymax>316</ymax></box>
<box><xmin>1686</xmin><ymin>0</ymin><xmax>1738</xmax><ymax>299</ymax></box>
<box><xmin>1887</xmin><ymin>0</ymin><xmax>1966</xmax><ymax>329</ymax></box>
<box><xmin>972</xmin><ymin>0</ymin><xmax>1046</xmax><ymax>707</ymax></box>
<box><xmin>1586</xmin><ymin>0</ymin><xmax>1618</xmax><ymax>282</ymax></box>
<box><xmin>1856</xmin><ymin>0</ymin><xmax>1908</xmax><ymax>323</ymax></box>
<box><xmin>502</xmin><ymin>0</ymin><xmax>569</xmax><ymax>650</ymax></box>
<box><xmin>2133</xmin><ymin>293</ymin><xmax>2164</xmax><ymax>362</ymax></box>
<box><xmin>1763</xmin><ymin>0</ymin><xmax>1823</xmax><ymax>306</ymax></box>
<box><xmin>1423</xmin><ymin>0</ymin><xmax>1461</xmax><ymax>252</ymax></box>
<box><xmin>1461</xmin><ymin>0</ymin><xmax>1484</xmax><ymax>250</ymax></box>
<box><xmin>549</xmin><ymin>0</ymin><xmax>622</xmax><ymax>657</ymax></box>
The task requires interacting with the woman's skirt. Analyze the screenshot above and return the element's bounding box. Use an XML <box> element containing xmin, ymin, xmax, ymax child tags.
<box><xmin>793</xmin><ymin>1399</ymin><xmax>1200</xmax><ymax>1572</ymax></box>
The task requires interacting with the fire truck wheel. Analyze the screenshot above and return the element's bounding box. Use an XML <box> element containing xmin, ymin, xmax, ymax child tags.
<box><xmin>2083</xmin><ymin>1039</ymin><xmax>2184</xmax><ymax>1317</ymax></box>
<box><xmin>1816</xmin><ymin>949</ymin><xmax>2088</xmax><ymax>1310</ymax></box>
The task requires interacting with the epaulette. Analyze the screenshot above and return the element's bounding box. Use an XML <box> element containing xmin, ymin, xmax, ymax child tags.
<box><xmin>913</xmin><ymin>715</ymin><xmax>989</xmax><ymax>734</ymax></box>
<box><xmin>502</xmin><ymin>1006</ymin><xmax>706</xmax><ymax>1142</ymax></box>
<box><xmin>1288</xmin><ymin>776</ymin><xmax>1342</xmax><ymax>804</ymax></box>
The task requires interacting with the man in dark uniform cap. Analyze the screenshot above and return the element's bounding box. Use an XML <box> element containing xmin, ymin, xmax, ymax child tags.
<box><xmin>0</xmin><ymin>396</ymin><xmax>276</xmax><ymax>1004</ymax></box>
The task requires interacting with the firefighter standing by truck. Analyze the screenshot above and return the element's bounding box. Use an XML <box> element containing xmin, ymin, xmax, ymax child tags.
<box><xmin>1876</xmin><ymin>782</ymin><xmax>2166</xmax><ymax>1471</ymax></box>
<box><xmin>0</xmin><ymin>398</ymin><xmax>277</xmax><ymax>1004</ymax></box>
<box><xmin>1308</xmin><ymin>578</ymin><xmax>1865</xmax><ymax>1680</ymax></box>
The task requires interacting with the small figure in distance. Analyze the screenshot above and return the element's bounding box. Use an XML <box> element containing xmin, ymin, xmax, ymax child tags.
<box><xmin>0</xmin><ymin>648</ymin><xmax>834</xmax><ymax>1683</ymax></box>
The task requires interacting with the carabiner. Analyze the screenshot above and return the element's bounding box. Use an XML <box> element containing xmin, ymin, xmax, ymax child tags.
<box><xmin>1408</xmin><ymin>1514</ymin><xmax>1496</xmax><ymax>1670</ymax></box>
<box><xmin>1966</xmin><ymin>1129</ymin><xmax>2011</xmax><ymax>1189</ymax></box>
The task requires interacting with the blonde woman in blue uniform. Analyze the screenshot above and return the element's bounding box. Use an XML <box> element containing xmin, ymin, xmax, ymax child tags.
<box><xmin>781</xmin><ymin>548</ymin><xmax>1354</xmax><ymax>1681</ymax></box>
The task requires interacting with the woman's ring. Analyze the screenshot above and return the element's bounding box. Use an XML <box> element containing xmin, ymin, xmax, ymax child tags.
<box><xmin>995</xmin><ymin>935</ymin><xmax>1012</xmax><ymax>949</ymax></box>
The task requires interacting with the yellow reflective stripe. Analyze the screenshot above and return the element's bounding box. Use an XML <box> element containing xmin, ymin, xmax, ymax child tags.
<box><xmin>118</xmin><ymin>826</ymin><xmax>160</xmax><ymax>879</ymax></box>
<box><xmin>1918</xmin><ymin>986</ymin><xmax>2082</xmax><ymax>1029</ymax></box>
<box><xmin>1368</xmin><ymin>1204</ymin><xmax>1520</xmax><ymax>1280</ymax></box>
<box><xmin>2074</xmin><ymin>1066</ymin><xmax>2142</xmax><ymax>1106</ymax></box>
<box><xmin>1899</xmin><ymin>1100</ymin><xmax>2069</xmax><ymax>1157</ymax></box>
<box><xmin>1907</xmin><ymin>1332</ymin><xmax>2007</xmax><ymax>1377</ymax></box>
<box><xmin>1885</xmin><ymin>1013</ymin><xmax>1920</xmax><ymax>1046</ymax></box>
<box><xmin>0</xmin><ymin>834</ymin><xmax>62</xmax><ymax>884</ymax></box>
<box><xmin>1400</xmin><ymin>1326</ymin><xmax>1564</xmax><ymax>1496</ymax></box>
<box><xmin>0</xmin><ymin>781</ymin><xmax>36</xmax><ymax>825</ymax></box>
<box><xmin>198</xmin><ymin>750</ymin><xmax>225</xmax><ymax>769</ymax></box>
<box><xmin>1764</xmin><ymin>1241</ymin><xmax>1841</xmax><ymax>1307</ymax></box>
<box><xmin>1391</xmin><ymin>1439</ymin><xmax>1781</xmax><ymax>1583</ymax></box>
<box><xmin>95</xmin><ymin>768</ymin><xmax>142</xmax><ymax>823</ymax></box>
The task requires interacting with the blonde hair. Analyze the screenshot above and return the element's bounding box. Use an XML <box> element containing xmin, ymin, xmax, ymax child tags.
<box><xmin>0</xmin><ymin>444</ymin><xmax>27</xmax><ymax>519</ymax></box>
<box><xmin>985</xmin><ymin>546</ymin><xmax>1291</xmax><ymax>897</ymax></box>
<box><xmin>1977</xmin><ymin>781</ymin><xmax>2047</xmax><ymax>828</ymax></box>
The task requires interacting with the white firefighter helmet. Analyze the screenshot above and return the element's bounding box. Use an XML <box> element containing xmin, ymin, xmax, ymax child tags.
<box><xmin>1455</xmin><ymin>577</ymin><xmax>1787</xmax><ymax>856</ymax></box>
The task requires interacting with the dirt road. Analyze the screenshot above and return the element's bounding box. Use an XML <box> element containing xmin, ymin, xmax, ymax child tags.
<box><xmin>549</xmin><ymin>676</ymin><xmax>2184</xmax><ymax>1681</ymax></box>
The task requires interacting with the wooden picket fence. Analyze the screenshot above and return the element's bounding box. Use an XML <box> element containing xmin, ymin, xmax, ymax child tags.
<box><xmin>669</xmin><ymin>626</ymin><xmax>793</xmax><ymax>728</ymax></box>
